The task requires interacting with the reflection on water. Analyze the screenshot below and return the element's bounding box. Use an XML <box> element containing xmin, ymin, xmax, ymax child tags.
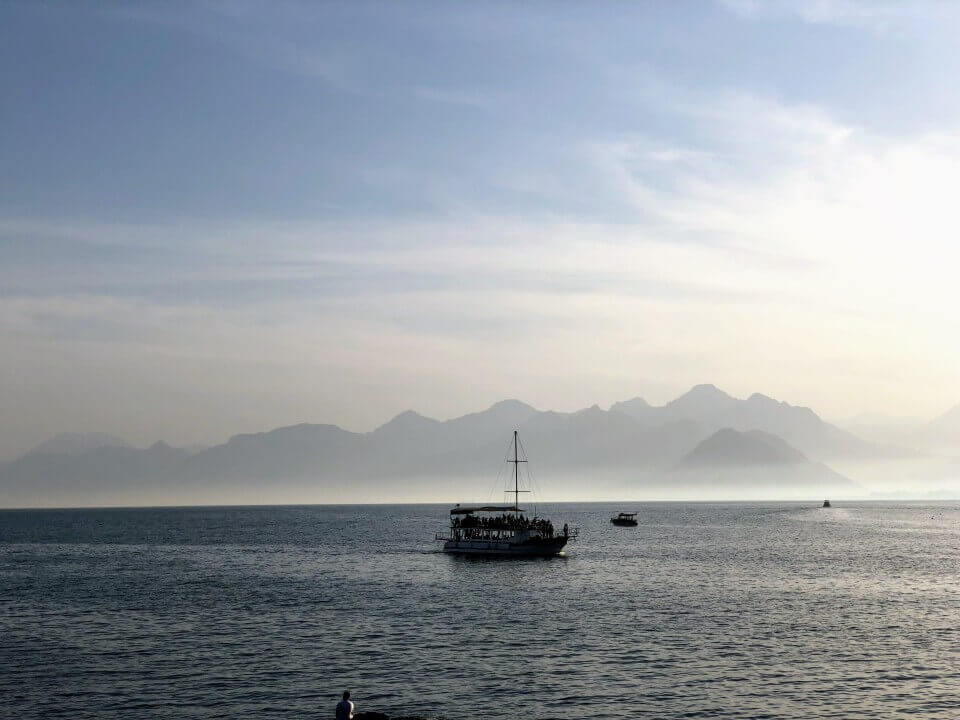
<box><xmin>2</xmin><ymin>502</ymin><xmax>960</xmax><ymax>719</ymax></box>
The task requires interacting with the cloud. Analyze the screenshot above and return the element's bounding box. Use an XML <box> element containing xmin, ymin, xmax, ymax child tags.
<box><xmin>5</xmin><ymin>0</ymin><xmax>960</xmax><ymax>461</ymax></box>
<box><xmin>5</xmin><ymin>88</ymin><xmax>960</xmax><ymax>367</ymax></box>
<box><xmin>718</xmin><ymin>0</ymin><xmax>950</xmax><ymax>28</ymax></box>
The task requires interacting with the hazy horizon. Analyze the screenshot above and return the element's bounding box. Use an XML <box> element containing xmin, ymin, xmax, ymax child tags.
<box><xmin>6</xmin><ymin>381</ymin><xmax>957</xmax><ymax>455</ymax></box>
<box><xmin>4</xmin><ymin>382</ymin><xmax>960</xmax><ymax>509</ymax></box>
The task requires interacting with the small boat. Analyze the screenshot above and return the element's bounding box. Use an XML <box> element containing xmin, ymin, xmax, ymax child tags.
<box><xmin>435</xmin><ymin>431</ymin><xmax>576</xmax><ymax>557</ymax></box>
<box><xmin>822</xmin><ymin>499</ymin><xmax>831</xmax><ymax>508</ymax></box>
<box><xmin>610</xmin><ymin>512</ymin><xmax>638</xmax><ymax>527</ymax></box>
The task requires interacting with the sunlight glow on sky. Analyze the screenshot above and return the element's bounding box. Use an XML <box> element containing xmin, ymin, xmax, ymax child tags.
<box><xmin>2</xmin><ymin>1</ymin><xmax>960</xmax><ymax>458</ymax></box>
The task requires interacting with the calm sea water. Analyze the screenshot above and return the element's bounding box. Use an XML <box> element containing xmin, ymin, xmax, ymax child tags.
<box><xmin>2</xmin><ymin>502</ymin><xmax>959</xmax><ymax>719</ymax></box>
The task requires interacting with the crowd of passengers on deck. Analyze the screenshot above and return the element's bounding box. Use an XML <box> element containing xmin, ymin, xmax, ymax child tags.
<box><xmin>451</xmin><ymin>513</ymin><xmax>556</xmax><ymax>537</ymax></box>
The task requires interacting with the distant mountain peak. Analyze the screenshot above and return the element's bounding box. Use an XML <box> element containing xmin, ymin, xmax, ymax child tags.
<box><xmin>608</xmin><ymin>396</ymin><xmax>656</xmax><ymax>424</ymax></box>
<box><xmin>486</xmin><ymin>399</ymin><xmax>537</xmax><ymax>413</ymax></box>
<box><xmin>684</xmin><ymin>383</ymin><xmax>734</xmax><ymax>398</ymax></box>
<box><xmin>746</xmin><ymin>392</ymin><xmax>820</xmax><ymax>419</ymax></box>
<box><xmin>394</xmin><ymin>409</ymin><xmax>434</xmax><ymax>422</ymax></box>
<box><xmin>680</xmin><ymin>428</ymin><xmax>807</xmax><ymax>467</ymax></box>
<box><xmin>691</xmin><ymin>382</ymin><xmax>725</xmax><ymax>393</ymax></box>
<box><xmin>27</xmin><ymin>432</ymin><xmax>130</xmax><ymax>457</ymax></box>
<box><xmin>575</xmin><ymin>404</ymin><xmax>605</xmax><ymax>416</ymax></box>
<box><xmin>664</xmin><ymin>384</ymin><xmax>738</xmax><ymax>413</ymax></box>
<box><xmin>372</xmin><ymin>409</ymin><xmax>439</xmax><ymax>436</ymax></box>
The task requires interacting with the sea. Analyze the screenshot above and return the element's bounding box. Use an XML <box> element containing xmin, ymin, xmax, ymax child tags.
<box><xmin>2</xmin><ymin>502</ymin><xmax>959</xmax><ymax>719</ymax></box>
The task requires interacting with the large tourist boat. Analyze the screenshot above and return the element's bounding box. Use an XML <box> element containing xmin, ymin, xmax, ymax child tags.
<box><xmin>436</xmin><ymin>431</ymin><xmax>575</xmax><ymax>557</ymax></box>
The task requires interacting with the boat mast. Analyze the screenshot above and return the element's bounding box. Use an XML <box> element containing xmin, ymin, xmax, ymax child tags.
<box><xmin>510</xmin><ymin>430</ymin><xmax>528</xmax><ymax>518</ymax></box>
<box><xmin>513</xmin><ymin>430</ymin><xmax>519</xmax><ymax>516</ymax></box>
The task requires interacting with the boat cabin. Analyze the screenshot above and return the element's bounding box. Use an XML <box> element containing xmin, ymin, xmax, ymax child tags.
<box><xmin>610</xmin><ymin>512</ymin><xmax>639</xmax><ymax>526</ymax></box>
<box><xmin>443</xmin><ymin>504</ymin><xmax>562</xmax><ymax>541</ymax></box>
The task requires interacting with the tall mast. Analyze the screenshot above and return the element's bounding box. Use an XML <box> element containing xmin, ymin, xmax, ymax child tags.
<box><xmin>513</xmin><ymin>430</ymin><xmax>519</xmax><ymax>516</ymax></box>
<box><xmin>509</xmin><ymin>430</ymin><xmax>528</xmax><ymax>518</ymax></box>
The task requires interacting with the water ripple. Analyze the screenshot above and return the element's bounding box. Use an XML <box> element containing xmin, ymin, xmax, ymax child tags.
<box><xmin>2</xmin><ymin>502</ymin><xmax>960</xmax><ymax>718</ymax></box>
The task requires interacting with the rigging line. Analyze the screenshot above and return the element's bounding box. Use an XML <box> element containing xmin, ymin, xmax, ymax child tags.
<box><xmin>485</xmin><ymin>435</ymin><xmax>513</xmax><ymax>503</ymax></box>
<box><xmin>517</xmin><ymin>435</ymin><xmax>541</xmax><ymax>516</ymax></box>
<box><xmin>526</xmin><ymin>440</ymin><xmax>546</xmax><ymax>517</ymax></box>
<box><xmin>488</xmin><ymin>446</ymin><xmax>506</xmax><ymax>503</ymax></box>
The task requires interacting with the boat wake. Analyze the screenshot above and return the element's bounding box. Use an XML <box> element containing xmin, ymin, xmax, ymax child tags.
<box><xmin>791</xmin><ymin>506</ymin><xmax>854</xmax><ymax>523</ymax></box>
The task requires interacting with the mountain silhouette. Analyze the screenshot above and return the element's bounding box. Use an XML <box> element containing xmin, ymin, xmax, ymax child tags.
<box><xmin>0</xmin><ymin>441</ymin><xmax>189</xmax><ymax>507</ymax></box>
<box><xmin>27</xmin><ymin>432</ymin><xmax>129</xmax><ymax>456</ymax></box>
<box><xmin>680</xmin><ymin>428</ymin><xmax>807</xmax><ymax>466</ymax></box>
<box><xmin>672</xmin><ymin>428</ymin><xmax>856</xmax><ymax>494</ymax></box>
<box><xmin>915</xmin><ymin>403</ymin><xmax>960</xmax><ymax>451</ymax></box>
<box><xmin>612</xmin><ymin>384</ymin><xmax>874</xmax><ymax>460</ymax></box>
<box><xmin>1</xmin><ymin>389</ymin><xmax>876</xmax><ymax>506</ymax></box>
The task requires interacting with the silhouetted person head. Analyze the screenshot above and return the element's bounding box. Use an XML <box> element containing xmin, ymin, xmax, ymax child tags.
<box><xmin>336</xmin><ymin>691</ymin><xmax>354</xmax><ymax>720</ymax></box>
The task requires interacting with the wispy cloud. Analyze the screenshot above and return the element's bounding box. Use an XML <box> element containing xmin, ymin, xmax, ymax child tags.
<box><xmin>719</xmin><ymin>0</ymin><xmax>950</xmax><ymax>28</ymax></box>
<box><xmin>4</xmin><ymin>1</ymin><xmax>960</xmax><ymax>459</ymax></box>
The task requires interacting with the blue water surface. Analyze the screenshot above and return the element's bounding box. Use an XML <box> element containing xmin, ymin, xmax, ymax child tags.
<box><xmin>2</xmin><ymin>502</ymin><xmax>959</xmax><ymax>719</ymax></box>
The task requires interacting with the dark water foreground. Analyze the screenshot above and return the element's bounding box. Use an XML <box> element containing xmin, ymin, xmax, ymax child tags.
<box><xmin>2</xmin><ymin>502</ymin><xmax>960</xmax><ymax>719</ymax></box>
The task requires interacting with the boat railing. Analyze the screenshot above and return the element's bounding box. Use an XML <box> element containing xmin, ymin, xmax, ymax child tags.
<box><xmin>437</xmin><ymin>527</ymin><xmax>579</xmax><ymax>542</ymax></box>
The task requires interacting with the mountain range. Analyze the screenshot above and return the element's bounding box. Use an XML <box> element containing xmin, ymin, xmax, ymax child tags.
<box><xmin>26</xmin><ymin>432</ymin><xmax>130</xmax><ymax>456</ymax></box>
<box><xmin>0</xmin><ymin>384</ymin><xmax>938</xmax><ymax>507</ymax></box>
<box><xmin>842</xmin><ymin>401</ymin><xmax>960</xmax><ymax>455</ymax></box>
<box><xmin>613</xmin><ymin>384</ymin><xmax>877</xmax><ymax>458</ymax></box>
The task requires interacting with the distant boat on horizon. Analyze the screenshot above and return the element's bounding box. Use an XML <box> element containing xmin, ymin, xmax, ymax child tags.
<box><xmin>822</xmin><ymin>499</ymin><xmax>831</xmax><ymax>508</ymax></box>
<box><xmin>435</xmin><ymin>430</ymin><xmax>576</xmax><ymax>557</ymax></box>
<box><xmin>610</xmin><ymin>512</ymin><xmax>638</xmax><ymax>526</ymax></box>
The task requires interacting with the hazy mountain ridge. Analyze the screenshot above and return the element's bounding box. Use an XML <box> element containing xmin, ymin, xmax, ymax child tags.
<box><xmin>179</xmin><ymin>423</ymin><xmax>364</xmax><ymax>481</ymax></box>
<box><xmin>28</xmin><ymin>432</ymin><xmax>130</xmax><ymax>456</ymax></box>
<box><xmin>918</xmin><ymin>403</ymin><xmax>960</xmax><ymax>452</ymax></box>
<box><xmin>0</xmin><ymin>386</ymin><xmax>915</xmax><ymax>506</ymax></box>
<box><xmin>613</xmin><ymin>384</ymin><xmax>878</xmax><ymax>460</ymax></box>
<box><xmin>0</xmin><ymin>442</ymin><xmax>190</xmax><ymax>506</ymax></box>
<box><xmin>672</xmin><ymin>428</ymin><xmax>856</xmax><ymax>494</ymax></box>
<box><xmin>840</xmin><ymin>402</ymin><xmax>960</xmax><ymax>455</ymax></box>
<box><xmin>679</xmin><ymin>428</ymin><xmax>807</xmax><ymax>467</ymax></box>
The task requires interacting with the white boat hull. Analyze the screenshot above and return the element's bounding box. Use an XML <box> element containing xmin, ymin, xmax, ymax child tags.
<box><xmin>442</xmin><ymin>536</ymin><xmax>568</xmax><ymax>557</ymax></box>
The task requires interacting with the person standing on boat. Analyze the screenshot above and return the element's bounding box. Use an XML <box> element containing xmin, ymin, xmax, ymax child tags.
<box><xmin>336</xmin><ymin>691</ymin><xmax>354</xmax><ymax>720</ymax></box>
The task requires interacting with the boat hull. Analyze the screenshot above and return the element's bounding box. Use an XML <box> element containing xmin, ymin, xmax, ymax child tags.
<box><xmin>442</xmin><ymin>536</ymin><xmax>568</xmax><ymax>557</ymax></box>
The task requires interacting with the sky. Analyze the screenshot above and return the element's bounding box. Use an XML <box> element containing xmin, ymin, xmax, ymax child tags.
<box><xmin>2</xmin><ymin>0</ymin><xmax>960</xmax><ymax>460</ymax></box>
